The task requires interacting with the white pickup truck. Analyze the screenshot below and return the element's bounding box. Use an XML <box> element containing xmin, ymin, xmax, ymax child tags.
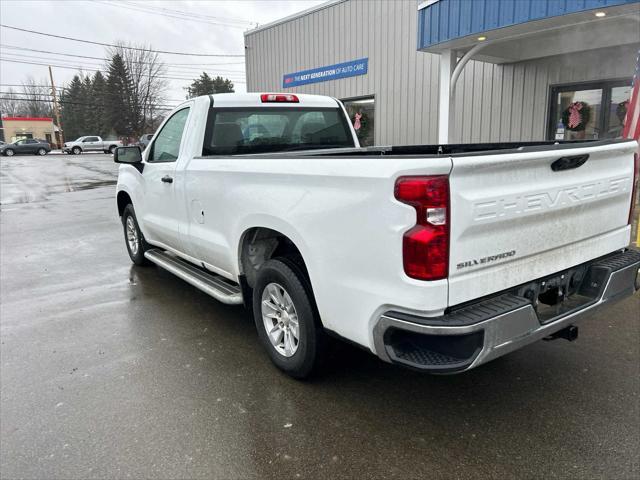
<box><xmin>114</xmin><ymin>92</ymin><xmax>640</xmax><ymax>378</ymax></box>
<box><xmin>63</xmin><ymin>136</ymin><xmax>122</xmax><ymax>154</ymax></box>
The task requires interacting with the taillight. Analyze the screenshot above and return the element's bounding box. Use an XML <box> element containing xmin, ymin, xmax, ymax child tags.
<box><xmin>395</xmin><ymin>176</ymin><xmax>450</xmax><ymax>281</ymax></box>
<box><xmin>629</xmin><ymin>152</ymin><xmax>639</xmax><ymax>225</ymax></box>
<box><xmin>260</xmin><ymin>93</ymin><xmax>299</xmax><ymax>103</ymax></box>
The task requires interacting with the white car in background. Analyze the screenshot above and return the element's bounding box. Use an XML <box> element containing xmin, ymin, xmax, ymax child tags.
<box><xmin>63</xmin><ymin>136</ymin><xmax>122</xmax><ymax>155</ymax></box>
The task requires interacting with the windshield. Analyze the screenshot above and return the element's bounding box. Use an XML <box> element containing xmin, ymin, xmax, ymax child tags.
<box><xmin>202</xmin><ymin>107</ymin><xmax>355</xmax><ymax>155</ymax></box>
<box><xmin>74</xmin><ymin>137</ymin><xmax>84</xmax><ymax>142</ymax></box>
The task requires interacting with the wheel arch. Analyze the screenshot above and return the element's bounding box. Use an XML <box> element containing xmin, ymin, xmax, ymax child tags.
<box><xmin>237</xmin><ymin>225</ymin><xmax>311</xmax><ymax>290</ymax></box>
<box><xmin>117</xmin><ymin>190</ymin><xmax>132</xmax><ymax>217</ymax></box>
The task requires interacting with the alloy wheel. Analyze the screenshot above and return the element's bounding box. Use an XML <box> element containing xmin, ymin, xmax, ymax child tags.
<box><xmin>261</xmin><ymin>282</ymin><xmax>300</xmax><ymax>357</ymax></box>
<box><xmin>125</xmin><ymin>216</ymin><xmax>139</xmax><ymax>255</ymax></box>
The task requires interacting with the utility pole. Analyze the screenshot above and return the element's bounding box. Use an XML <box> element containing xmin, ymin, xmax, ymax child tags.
<box><xmin>48</xmin><ymin>65</ymin><xmax>64</xmax><ymax>147</ymax></box>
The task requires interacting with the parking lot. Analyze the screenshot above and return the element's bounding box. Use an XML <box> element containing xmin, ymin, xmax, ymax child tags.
<box><xmin>1</xmin><ymin>153</ymin><xmax>639</xmax><ymax>479</ymax></box>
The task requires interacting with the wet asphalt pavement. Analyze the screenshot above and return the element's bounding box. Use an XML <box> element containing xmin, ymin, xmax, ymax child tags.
<box><xmin>1</xmin><ymin>153</ymin><xmax>639</xmax><ymax>479</ymax></box>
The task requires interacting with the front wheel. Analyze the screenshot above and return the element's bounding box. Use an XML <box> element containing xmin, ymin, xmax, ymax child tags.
<box><xmin>4</xmin><ymin>148</ymin><xmax>15</xmax><ymax>157</ymax></box>
<box><xmin>253</xmin><ymin>258</ymin><xmax>325</xmax><ymax>379</ymax></box>
<box><xmin>72</xmin><ymin>146</ymin><xmax>81</xmax><ymax>155</ymax></box>
<box><xmin>122</xmin><ymin>204</ymin><xmax>150</xmax><ymax>266</ymax></box>
<box><xmin>37</xmin><ymin>148</ymin><xmax>47</xmax><ymax>156</ymax></box>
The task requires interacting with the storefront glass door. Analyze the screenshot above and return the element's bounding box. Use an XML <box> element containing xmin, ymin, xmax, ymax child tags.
<box><xmin>548</xmin><ymin>79</ymin><xmax>630</xmax><ymax>141</ymax></box>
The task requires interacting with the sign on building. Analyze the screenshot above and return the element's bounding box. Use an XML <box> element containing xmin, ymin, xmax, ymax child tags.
<box><xmin>283</xmin><ymin>58</ymin><xmax>368</xmax><ymax>88</ymax></box>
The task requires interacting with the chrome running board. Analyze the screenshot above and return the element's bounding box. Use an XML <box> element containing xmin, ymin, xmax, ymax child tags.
<box><xmin>144</xmin><ymin>249</ymin><xmax>243</xmax><ymax>305</ymax></box>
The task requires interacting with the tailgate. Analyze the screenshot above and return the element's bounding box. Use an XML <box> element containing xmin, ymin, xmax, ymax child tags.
<box><xmin>448</xmin><ymin>141</ymin><xmax>637</xmax><ymax>306</ymax></box>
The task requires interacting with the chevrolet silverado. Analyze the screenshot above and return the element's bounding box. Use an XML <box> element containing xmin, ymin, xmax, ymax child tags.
<box><xmin>114</xmin><ymin>93</ymin><xmax>640</xmax><ymax>378</ymax></box>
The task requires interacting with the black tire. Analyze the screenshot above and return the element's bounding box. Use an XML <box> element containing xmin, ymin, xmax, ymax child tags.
<box><xmin>253</xmin><ymin>257</ymin><xmax>325</xmax><ymax>379</ymax></box>
<box><xmin>37</xmin><ymin>148</ymin><xmax>47</xmax><ymax>156</ymax></box>
<box><xmin>72</xmin><ymin>146</ymin><xmax>81</xmax><ymax>155</ymax></box>
<box><xmin>4</xmin><ymin>148</ymin><xmax>15</xmax><ymax>157</ymax></box>
<box><xmin>108</xmin><ymin>145</ymin><xmax>117</xmax><ymax>154</ymax></box>
<box><xmin>122</xmin><ymin>204</ymin><xmax>151</xmax><ymax>266</ymax></box>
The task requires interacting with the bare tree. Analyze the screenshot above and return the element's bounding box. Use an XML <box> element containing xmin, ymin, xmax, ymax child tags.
<box><xmin>108</xmin><ymin>43</ymin><xmax>168</xmax><ymax>135</ymax></box>
<box><xmin>0</xmin><ymin>88</ymin><xmax>23</xmax><ymax>117</ymax></box>
<box><xmin>20</xmin><ymin>77</ymin><xmax>53</xmax><ymax>117</ymax></box>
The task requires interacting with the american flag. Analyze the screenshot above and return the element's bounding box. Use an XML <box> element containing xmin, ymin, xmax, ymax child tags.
<box><xmin>622</xmin><ymin>49</ymin><xmax>640</xmax><ymax>141</ymax></box>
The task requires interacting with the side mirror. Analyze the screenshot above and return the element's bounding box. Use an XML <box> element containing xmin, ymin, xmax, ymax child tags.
<box><xmin>114</xmin><ymin>146</ymin><xmax>142</xmax><ymax>164</ymax></box>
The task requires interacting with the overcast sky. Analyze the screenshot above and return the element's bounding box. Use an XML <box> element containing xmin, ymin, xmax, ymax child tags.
<box><xmin>0</xmin><ymin>0</ymin><xmax>326</xmax><ymax>106</ymax></box>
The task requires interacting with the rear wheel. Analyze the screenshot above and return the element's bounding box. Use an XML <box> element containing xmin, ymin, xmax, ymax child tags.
<box><xmin>253</xmin><ymin>258</ymin><xmax>325</xmax><ymax>379</ymax></box>
<box><xmin>108</xmin><ymin>145</ymin><xmax>117</xmax><ymax>154</ymax></box>
<box><xmin>37</xmin><ymin>148</ymin><xmax>47</xmax><ymax>156</ymax></box>
<box><xmin>72</xmin><ymin>146</ymin><xmax>81</xmax><ymax>155</ymax></box>
<box><xmin>122</xmin><ymin>204</ymin><xmax>150</xmax><ymax>266</ymax></box>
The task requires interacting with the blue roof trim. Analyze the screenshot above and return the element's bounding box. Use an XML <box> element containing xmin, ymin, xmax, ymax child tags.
<box><xmin>418</xmin><ymin>0</ymin><xmax>640</xmax><ymax>50</ymax></box>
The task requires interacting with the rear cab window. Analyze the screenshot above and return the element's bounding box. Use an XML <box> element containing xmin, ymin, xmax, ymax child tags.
<box><xmin>202</xmin><ymin>107</ymin><xmax>355</xmax><ymax>155</ymax></box>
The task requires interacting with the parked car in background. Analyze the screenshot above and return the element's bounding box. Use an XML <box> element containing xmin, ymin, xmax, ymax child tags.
<box><xmin>63</xmin><ymin>136</ymin><xmax>123</xmax><ymax>155</ymax></box>
<box><xmin>138</xmin><ymin>134</ymin><xmax>154</xmax><ymax>149</ymax></box>
<box><xmin>0</xmin><ymin>138</ymin><xmax>51</xmax><ymax>156</ymax></box>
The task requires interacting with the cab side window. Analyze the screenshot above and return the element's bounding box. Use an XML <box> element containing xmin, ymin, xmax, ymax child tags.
<box><xmin>149</xmin><ymin>108</ymin><xmax>190</xmax><ymax>163</ymax></box>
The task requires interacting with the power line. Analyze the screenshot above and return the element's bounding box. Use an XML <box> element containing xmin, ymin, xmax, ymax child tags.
<box><xmin>0</xmin><ymin>90</ymin><xmax>187</xmax><ymax>104</ymax></box>
<box><xmin>0</xmin><ymin>24</ymin><xmax>245</xmax><ymax>57</ymax></box>
<box><xmin>0</xmin><ymin>52</ymin><xmax>246</xmax><ymax>76</ymax></box>
<box><xmin>0</xmin><ymin>44</ymin><xmax>246</xmax><ymax>66</ymax></box>
<box><xmin>0</xmin><ymin>91</ymin><xmax>54</xmax><ymax>96</ymax></box>
<box><xmin>94</xmin><ymin>0</ymin><xmax>253</xmax><ymax>28</ymax></box>
<box><xmin>0</xmin><ymin>96</ymin><xmax>178</xmax><ymax>111</ymax></box>
<box><xmin>1</xmin><ymin>84</ymin><xmax>65</xmax><ymax>89</ymax></box>
<box><xmin>121</xmin><ymin>0</ymin><xmax>254</xmax><ymax>25</ymax></box>
<box><xmin>0</xmin><ymin>58</ymin><xmax>191</xmax><ymax>80</ymax></box>
<box><xmin>1</xmin><ymin>92</ymin><xmax>179</xmax><ymax>106</ymax></box>
<box><xmin>0</xmin><ymin>58</ymin><xmax>247</xmax><ymax>83</ymax></box>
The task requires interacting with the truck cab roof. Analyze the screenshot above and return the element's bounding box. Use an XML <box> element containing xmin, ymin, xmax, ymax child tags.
<box><xmin>179</xmin><ymin>92</ymin><xmax>342</xmax><ymax>110</ymax></box>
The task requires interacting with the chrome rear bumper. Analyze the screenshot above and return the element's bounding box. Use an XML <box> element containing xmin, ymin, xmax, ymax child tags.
<box><xmin>373</xmin><ymin>249</ymin><xmax>640</xmax><ymax>373</ymax></box>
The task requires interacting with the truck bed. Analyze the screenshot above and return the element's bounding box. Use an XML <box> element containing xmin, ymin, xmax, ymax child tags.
<box><xmin>234</xmin><ymin>139</ymin><xmax>622</xmax><ymax>158</ymax></box>
<box><xmin>223</xmin><ymin>137</ymin><xmax>637</xmax><ymax>307</ymax></box>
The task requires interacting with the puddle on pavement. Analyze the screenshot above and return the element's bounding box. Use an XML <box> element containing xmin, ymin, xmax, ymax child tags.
<box><xmin>65</xmin><ymin>180</ymin><xmax>117</xmax><ymax>192</ymax></box>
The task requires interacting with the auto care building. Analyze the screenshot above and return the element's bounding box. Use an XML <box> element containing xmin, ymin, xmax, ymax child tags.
<box><xmin>244</xmin><ymin>0</ymin><xmax>640</xmax><ymax>146</ymax></box>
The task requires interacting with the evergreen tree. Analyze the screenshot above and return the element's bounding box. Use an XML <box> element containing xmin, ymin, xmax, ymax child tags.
<box><xmin>81</xmin><ymin>75</ymin><xmax>94</xmax><ymax>133</ymax></box>
<box><xmin>91</xmin><ymin>71</ymin><xmax>108</xmax><ymax>137</ymax></box>
<box><xmin>106</xmin><ymin>53</ymin><xmax>134</xmax><ymax>137</ymax></box>
<box><xmin>60</xmin><ymin>75</ymin><xmax>84</xmax><ymax>140</ymax></box>
<box><xmin>186</xmin><ymin>73</ymin><xmax>234</xmax><ymax>99</ymax></box>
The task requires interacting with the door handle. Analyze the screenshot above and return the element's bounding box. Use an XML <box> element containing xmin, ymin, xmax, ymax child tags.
<box><xmin>161</xmin><ymin>175</ymin><xmax>173</xmax><ymax>183</ymax></box>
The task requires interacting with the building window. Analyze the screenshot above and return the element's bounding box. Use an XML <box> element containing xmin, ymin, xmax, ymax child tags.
<box><xmin>14</xmin><ymin>132</ymin><xmax>33</xmax><ymax>141</ymax></box>
<box><xmin>547</xmin><ymin>79</ymin><xmax>631</xmax><ymax>141</ymax></box>
<box><xmin>342</xmin><ymin>96</ymin><xmax>375</xmax><ymax>147</ymax></box>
